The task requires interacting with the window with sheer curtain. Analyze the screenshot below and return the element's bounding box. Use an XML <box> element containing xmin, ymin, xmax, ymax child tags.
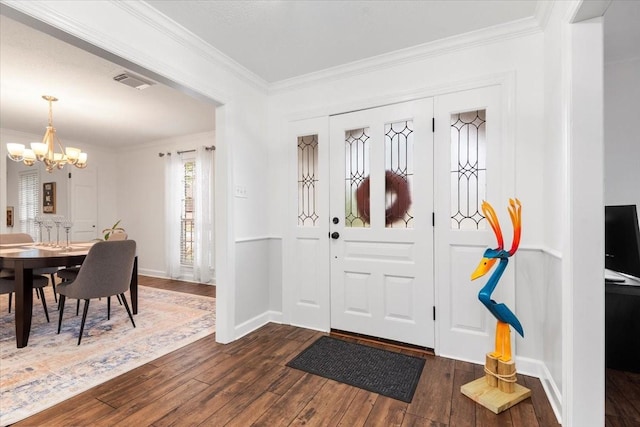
<box><xmin>181</xmin><ymin>158</ymin><xmax>195</xmax><ymax>265</ymax></box>
<box><xmin>18</xmin><ymin>170</ymin><xmax>39</xmax><ymax>237</ymax></box>
<box><xmin>165</xmin><ymin>147</ymin><xmax>214</xmax><ymax>283</ymax></box>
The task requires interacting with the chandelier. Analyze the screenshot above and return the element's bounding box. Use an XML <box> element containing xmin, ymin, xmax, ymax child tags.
<box><xmin>6</xmin><ymin>95</ymin><xmax>87</xmax><ymax>172</ymax></box>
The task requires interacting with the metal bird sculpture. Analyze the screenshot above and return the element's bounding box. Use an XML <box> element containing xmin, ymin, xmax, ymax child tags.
<box><xmin>471</xmin><ymin>198</ymin><xmax>522</xmax><ymax>362</ymax></box>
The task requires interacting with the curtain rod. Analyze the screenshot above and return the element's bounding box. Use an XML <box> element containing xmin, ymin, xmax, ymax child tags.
<box><xmin>158</xmin><ymin>145</ymin><xmax>215</xmax><ymax>157</ymax></box>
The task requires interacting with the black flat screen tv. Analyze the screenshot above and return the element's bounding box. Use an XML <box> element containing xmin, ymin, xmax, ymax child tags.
<box><xmin>605</xmin><ymin>204</ymin><xmax>640</xmax><ymax>280</ymax></box>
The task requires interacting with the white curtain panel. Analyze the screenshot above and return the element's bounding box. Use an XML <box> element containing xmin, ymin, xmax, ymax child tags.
<box><xmin>164</xmin><ymin>153</ymin><xmax>182</xmax><ymax>279</ymax></box>
<box><xmin>194</xmin><ymin>146</ymin><xmax>214</xmax><ymax>283</ymax></box>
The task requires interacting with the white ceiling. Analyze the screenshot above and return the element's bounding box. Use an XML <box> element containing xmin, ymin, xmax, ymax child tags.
<box><xmin>0</xmin><ymin>0</ymin><xmax>637</xmax><ymax>149</ymax></box>
<box><xmin>145</xmin><ymin>0</ymin><xmax>539</xmax><ymax>83</ymax></box>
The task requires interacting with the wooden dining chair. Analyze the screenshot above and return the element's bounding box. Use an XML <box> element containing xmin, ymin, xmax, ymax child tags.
<box><xmin>0</xmin><ymin>274</ymin><xmax>51</xmax><ymax>322</ymax></box>
<box><xmin>57</xmin><ymin>240</ymin><xmax>136</xmax><ymax>344</ymax></box>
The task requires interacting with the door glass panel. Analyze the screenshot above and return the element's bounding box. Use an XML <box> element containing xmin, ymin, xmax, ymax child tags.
<box><xmin>345</xmin><ymin>128</ymin><xmax>370</xmax><ymax>228</ymax></box>
<box><xmin>385</xmin><ymin>120</ymin><xmax>414</xmax><ymax>228</ymax></box>
<box><xmin>297</xmin><ymin>135</ymin><xmax>319</xmax><ymax>227</ymax></box>
<box><xmin>450</xmin><ymin>110</ymin><xmax>486</xmax><ymax>230</ymax></box>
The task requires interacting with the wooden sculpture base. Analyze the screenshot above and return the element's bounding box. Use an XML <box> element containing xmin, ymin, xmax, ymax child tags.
<box><xmin>461</xmin><ymin>354</ymin><xmax>531</xmax><ymax>414</ymax></box>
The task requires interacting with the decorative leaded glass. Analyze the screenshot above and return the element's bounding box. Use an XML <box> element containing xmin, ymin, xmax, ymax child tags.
<box><xmin>385</xmin><ymin>120</ymin><xmax>414</xmax><ymax>228</ymax></box>
<box><xmin>345</xmin><ymin>128</ymin><xmax>370</xmax><ymax>228</ymax></box>
<box><xmin>297</xmin><ymin>135</ymin><xmax>319</xmax><ymax>227</ymax></box>
<box><xmin>450</xmin><ymin>110</ymin><xmax>487</xmax><ymax>230</ymax></box>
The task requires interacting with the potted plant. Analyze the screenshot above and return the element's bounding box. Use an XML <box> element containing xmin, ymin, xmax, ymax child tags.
<box><xmin>101</xmin><ymin>220</ymin><xmax>126</xmax><ymax>240</ymax></box>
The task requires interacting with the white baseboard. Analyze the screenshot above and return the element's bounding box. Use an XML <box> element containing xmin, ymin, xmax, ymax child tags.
<box><xmin>137</xmin><ymin>270</ymin><xmax>215</xmax><ymax>285</ymax></box>
<box><xmin>233</xmin><ymin>311</ymin><xmax>283</xmax><ymax>340</ymax></box>
<box><xmin>515</xmin><ymin>356</ymin><xmax>562</xmax><ymax>424</ymax></box>
<box><xmin>138</xmin><ymin>268</ymin><xmax>166</xmax><ymax>278</ymax></box>
<box><xmin>513</xmin><ymin>355</ymin><xmax>542</xmax><ymax>378</ymax></box>
<box><xmin>539</xmin><ymin>363</ymin><xmax>563</xmax><ymax>424</ymax></box>
<box><xmin>268</xmin><ymin>311</ymin><xmax>284</xmax><ymax>324</ymax></box>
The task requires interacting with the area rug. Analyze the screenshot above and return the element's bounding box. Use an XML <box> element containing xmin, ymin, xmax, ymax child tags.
<box><xmin>0</xmin><ymin>285</ymin><xmax>216</xmax><ymax>426</ymax></box>
<box><xmin>286</xmin><ymin>336</ymin><xmax>425</xmax><ymax>403</ymax></box>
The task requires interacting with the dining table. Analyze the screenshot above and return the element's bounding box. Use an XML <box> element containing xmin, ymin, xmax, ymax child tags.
<box><xmin>0</xmin><ymin>242</ymin><xmax>138</xmax><ymax>348</ymax></box>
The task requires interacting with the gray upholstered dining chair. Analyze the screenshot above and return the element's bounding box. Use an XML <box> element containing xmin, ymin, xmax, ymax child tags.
<box><xmin>0</xmin><ymin>232</ymin><xmax>59</xmax><ymax>301</ymax></box>
<box><xmin>57</xmin><ymin>232</ymin><xmax>128</xmax><ymax>283</ymax></box>
<box><xmin>56</xmin><ymin>240</ymin><xmax>136</xmax><ymax>344</ymax></box>
<box><xmin>0</xmin><ymin>274</ymin><xmax>51</xmax><ymax>322</ymax></box>
<box><xmin>57</xmin><ymin>233</ymin><xmax>129</xmax><ymax>312</ymax></box>
<box><xmin>57</xmin><ymin>266</ymin><xmax>80</xmax><ymax>282</ymax></box>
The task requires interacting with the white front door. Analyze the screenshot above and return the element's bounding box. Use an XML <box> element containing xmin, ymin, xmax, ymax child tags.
<box><xmin>434</xmin><ymin>85</ymin><xmax>513</xmax><ymax>362</ymax></box>
<box><xmin>329</xmin><ymin>99</ymin><xmax>435</xmax><ymax>348</ymax></box>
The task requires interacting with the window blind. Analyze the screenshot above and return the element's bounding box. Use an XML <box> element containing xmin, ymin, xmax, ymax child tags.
<box><xmin>18</xmin><ymin>170</ymin><xmax>39</xmax><ymax>237</ymax></box>
<box><xmin>180</xmin><ymin>160</ymin><xmax>195</xmax><ymax>265</ymax></box>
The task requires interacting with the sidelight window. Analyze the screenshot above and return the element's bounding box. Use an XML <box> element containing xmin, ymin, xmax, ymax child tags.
<box><xmin>450</xmin><ymin>110</ymin><xmax>487</xmax><ymax>230</ymax></box>
<box><xmin>297</xmin><ymin>135</ymin><xmax>319</xmax><ymax>227</ymax></box>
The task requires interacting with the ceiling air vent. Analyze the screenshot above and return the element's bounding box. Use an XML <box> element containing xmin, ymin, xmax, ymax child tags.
<box><xmin>113</xmin><ymin>72</ymin><xmax>155</xmax><ymax>90</ymax></box>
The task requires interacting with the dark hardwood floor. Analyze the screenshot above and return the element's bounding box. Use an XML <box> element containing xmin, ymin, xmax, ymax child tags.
<box><xmin>13</xmin><ymin>276</ymin><xmax>639</xmax><ymax>426</ymax></box>
<box><xmin>606</xmin><ymin>368</ymin><xmax>640</xmax><ymax>426</ymax></box>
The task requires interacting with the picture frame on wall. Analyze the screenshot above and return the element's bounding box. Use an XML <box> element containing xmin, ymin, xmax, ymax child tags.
<box><xmin>43</xmin><ymin>182</ymin><xmax>56</xmax><ymax>214</ymax></box>
<box><xmin>6</xmin><ymin>206</ymin><xmax>14</xmax><ymax>227</ymax></box>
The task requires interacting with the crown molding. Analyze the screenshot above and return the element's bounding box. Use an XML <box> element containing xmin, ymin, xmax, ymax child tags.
<box><xmin>269</xmin><ymin>16</ymin><xmax>544</xmax><ymax>94</ymax></box>
<box><xmin>114</xmin><ymin>1</ymin><xmax>269</xmax><ymax>93</ymax></box>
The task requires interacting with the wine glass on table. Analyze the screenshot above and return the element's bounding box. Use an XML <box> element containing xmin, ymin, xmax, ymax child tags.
<box><xmin>62</xmin><ymin>219</ymin><xmax>73</xmax><ymax>249</ymax></box>
<box><xmin>53</xmin><ymin>215</ymin><xmax>64</xmax><ymax>247</ymax></box>
<box><xmin>34</xmin><ymin>215</ymin><xmax>44</xmax><ymax>245</ymax></box>
<box><xmin>43</xmin><ymin>218</ymin><xmax>54</xmax><ymax>246</ymax></box>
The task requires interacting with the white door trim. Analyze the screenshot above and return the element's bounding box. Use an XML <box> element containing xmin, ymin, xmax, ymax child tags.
<box><xmin>283</xmin><ymin>74</ymin><xmax>516</xmax><ymax>355</ymax></box>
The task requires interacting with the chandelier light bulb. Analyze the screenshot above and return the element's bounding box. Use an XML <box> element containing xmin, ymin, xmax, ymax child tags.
<box><xmin>30</xmin><ymin>142</ymin><xmax>48</xmax><ymax>159</ymax></box>
<box><xmin>6</xmin><ymin>143</ymin><xmax>25</xmax><ymax>160</ymax></box>
<box><xmin>22</xmin><ymin>149</ymin><xmax>36</xmax><ymax>166</ymax></box>
<box><xmin>75</xmin><ymin>152</ymin><xmax>88</xmax><ymax>168</ymax></box>
<box><xmin>66</xmin><ymin>147</ymin><xmax>81</xmax><ymax>162</ymax></box>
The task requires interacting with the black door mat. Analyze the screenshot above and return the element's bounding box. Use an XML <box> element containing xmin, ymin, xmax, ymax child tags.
<box><xmin>286</xmin><ymin>336</ymin><xmax>425</xmax><ymax>403</ymax></box>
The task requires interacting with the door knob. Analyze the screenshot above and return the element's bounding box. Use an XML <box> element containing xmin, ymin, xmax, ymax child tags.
<box><xmin>331</xmin><ymin>232</ymin><xmax>340</xmax><ymax>239</ymax></box>
<box><xmin>332</xmin><ymin>217</ymin><xmax>339</xmax><ymax>224</ymax></box>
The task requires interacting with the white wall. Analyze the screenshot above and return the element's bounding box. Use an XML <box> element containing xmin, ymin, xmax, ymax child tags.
<box><xmin>542</xmin><ymin>3</ymin><xmax>607</xmax><ymax>425</ymax></box>
<box><xmin>1</xmin><ymin>127</ymin><xmax>118</xmax><ymax>237</ymax></box>
<box><xmin>540</xmin><ymin>0</ymin><xmax>570</xmax><ymax>417</ymax></box>
<box><xmin>565</xmin><ymin>13</ymin><xmax>605</xmax><ymax>427</ymax></box>
<box><xmin>604</xmin><ymin>57</ymin><xmax>640</xmax><ymax>210</ymax></box>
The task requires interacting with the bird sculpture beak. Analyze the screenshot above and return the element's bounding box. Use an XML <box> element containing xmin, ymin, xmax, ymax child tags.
<box><xmin>471</xmin><ymin>257</ymin><xmax>497</xmax><ymax>280</ymax></box>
